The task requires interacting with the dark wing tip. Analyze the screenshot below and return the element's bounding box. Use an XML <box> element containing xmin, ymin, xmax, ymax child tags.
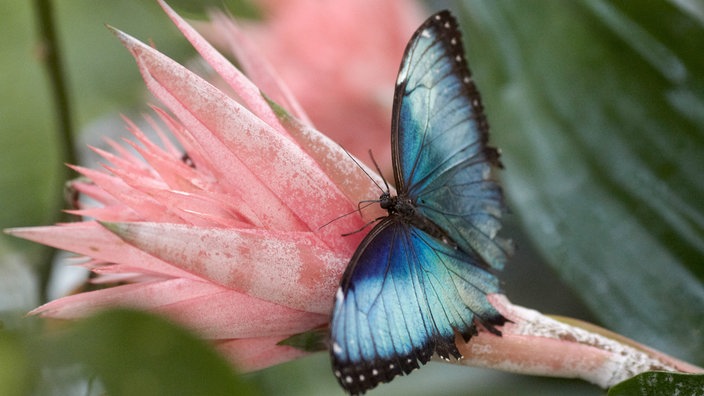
<box><xmin>332</xmin><ymin>346</ymin><xmax>434</xmax><ymax>395</ymax></box>
<box><xmin>439</xmin><ymin>10</ymin><xmax>498</xmax><ymax>160</ymax></box>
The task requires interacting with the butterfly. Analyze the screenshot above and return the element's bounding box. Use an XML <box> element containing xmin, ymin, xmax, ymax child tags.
<box><xmin>329</xmin><ymin>10</ymin><xmax>511</xmax><ymax>395</ymax></box>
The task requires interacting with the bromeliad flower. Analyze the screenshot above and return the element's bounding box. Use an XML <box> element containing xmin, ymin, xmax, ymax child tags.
<box><xmin>201</xmin><ymin>0</ymin><xmax>425</xmax><ymax>174</ymax></box>
<box><xmin>11</xmin><ymin>0</ymin><xmax>387</xmax><ymax>371</ymax></box>
<box><xmin>8</xmin><ymin>0</ymin><xmax>702</xmax><ymax>392</ymax></box>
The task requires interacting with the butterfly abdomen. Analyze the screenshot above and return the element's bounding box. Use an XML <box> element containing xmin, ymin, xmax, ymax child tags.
<box><xmin>391</xmin><ymin>193</ymin><xmax>459</xmax><ymax>250</ymax></box>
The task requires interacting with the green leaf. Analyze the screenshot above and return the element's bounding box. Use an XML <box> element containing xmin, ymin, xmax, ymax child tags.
<box><xmin>457</xmin><ymin>0</ymin><xmax>704</xmax><ymax>364</ymax></box>
<box><xmin>277</xmin><ymin>327</ymin><xmax>327</xmax><ymax>353</ymax></box>
<box><xmin>0</xmin><ymin>1</ymin><xmax>62</xmax><ymax>251</ymax></box>
<box><xmin>608</xmin><ymin>372</ymin><xmax>704</xmax><ymax>396</ymax></box>
<box><xmin>0</xmin><ymin>331</ymin><xmax>34</xmax><ymax>396</ymax></box>
<box><xmin>43</xmin><ymin>309</ymin><xmax>259</xmax><ymax>396</ymax></box>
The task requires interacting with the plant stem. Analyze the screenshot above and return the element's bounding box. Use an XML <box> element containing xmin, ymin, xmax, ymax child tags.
<box><xmin>32</xmin><ymin>0</ymin><xmax>78</xmax><ymax>303</ymax></box>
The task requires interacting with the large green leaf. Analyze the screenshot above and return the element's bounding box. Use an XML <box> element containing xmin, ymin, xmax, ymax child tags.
<box><xmin>457</xmin><ymin>0</ymin><xmax>704</xmax><ymax>364</ymax></box>
<box><xmin>608</xmin><ymin>372</ymin><xmax>704</xmax><ymax>396</ymax></box>
<box><xmin>22</xmin><ymin>309</ymin><xmax>260</xmax><ymax>396</ymax></box>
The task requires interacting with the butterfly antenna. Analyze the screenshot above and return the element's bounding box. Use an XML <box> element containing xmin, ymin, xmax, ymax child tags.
<box><xmin>342</xmin><ymin>148</ymin><xmax>386</xmax><ymax>193</ymax></box>
<box><xmin>368</xmin><ymin>149</ymin><xmax>390</xmax><ymax>192</ymax></box>
<box><xmin>317</xmin><ymin>201</ymin><xmax>377</xmax><ymax>231</ymax></box>
<box><xmin>340</xmin><ymin>216</ymin><xmax>385</xmax><ymax>236</ymax></box>
<box><xmin>318</xmin><ymin>147</ymin><xmax>391</xmax><ymax>234</ymax></box>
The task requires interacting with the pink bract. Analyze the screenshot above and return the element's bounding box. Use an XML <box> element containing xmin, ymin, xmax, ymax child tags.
<box><xmin>202</xmin><ymin>0</ymin><xmax>425</xmax><ymax>175</ymax></box>
<box><xmin>10</xmin><ymin>0</ymin><xmax>410</xmax><ymax>371</ymax></box>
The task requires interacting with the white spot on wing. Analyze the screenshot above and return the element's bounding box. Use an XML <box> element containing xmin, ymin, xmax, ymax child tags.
<box><xmin>335</xmin><ymin>287</ymin><xmax>344</xmax><ymax>304</ymax></box>
<box><xmin>421</xmin><ymin>29</ymin><xmax>431</xmax><ymax>38</ymax></box>
<box><xmin>397</xmin><ymin>65</ymin><xmax>408</xmax><ymax>86</ymax></box>
<box><xmin>333</xmin><ymin>342</ymin><xmax>342</xmax><ymax>355</ymax></box>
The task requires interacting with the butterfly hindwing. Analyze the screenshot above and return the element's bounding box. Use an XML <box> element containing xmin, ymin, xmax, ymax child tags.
<box><xmin>392</xmin><ymin>11</ymin><xmax>509</xmax><ymax>269</ymax></box>
<box><xmin>331</xmin><ymin>218</ymin><xmax>503</xmax><ymax>394</ymax></box>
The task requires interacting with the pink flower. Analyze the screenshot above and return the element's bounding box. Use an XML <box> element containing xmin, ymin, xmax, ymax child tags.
<box><xmin>7</xmin><ymin>0</ymin><xmax>701</xmax><ymax>388</ymax></box>
<box><xmin>10</xmin><ymin>0</ymin><xmax>389</xmax><ymax>371</ymax></box>
<box><xmin>200</xmin><ymin>0</ymin><xmax>425</xmax><ymax>175</ymax></box>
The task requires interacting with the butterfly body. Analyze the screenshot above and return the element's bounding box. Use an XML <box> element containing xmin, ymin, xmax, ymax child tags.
<box><xmin>330</xmin><ymin>10</ymin><xmax>510</xmax><ymax>395</ymax></box>
<box><xmin>379</xmin><ymin>191</ymin><xmax>455</xmax><ymax>247</ymax></box>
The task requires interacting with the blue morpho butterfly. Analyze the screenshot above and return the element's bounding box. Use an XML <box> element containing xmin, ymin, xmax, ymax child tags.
<box><xmin>329</xmin><ymin>10</ymin><xmax>511</xmax><ymax>395</ymax></box>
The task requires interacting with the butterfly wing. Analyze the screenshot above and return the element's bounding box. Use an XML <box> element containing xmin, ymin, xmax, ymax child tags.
<box><xmin>330</xmin><ymin>218</ymin><xmax>503</xmax><ymax>394</ymax></box>
<box><xmin>330</xmin><ymin>11</ymin><xmax>509</xmax><ymax>394</ymax></box>
<box><xmin>392</xmin><ymin>11</ymin><xmax>509</xmax><ymax>269</ymax></box>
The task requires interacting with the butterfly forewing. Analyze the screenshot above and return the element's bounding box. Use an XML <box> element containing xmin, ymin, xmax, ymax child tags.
<box><xmin>392</xmin><ymin>11</ymin><xmax>508</xmax><ymax>269</ymax></box>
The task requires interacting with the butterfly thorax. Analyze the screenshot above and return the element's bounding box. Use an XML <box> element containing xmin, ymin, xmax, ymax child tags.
<box><xmin>379</xmin><ymin>192</ymin><xmax>414</xmax><ymax>216</ymax></box>
<box><xmin>380</xmin><ymin>191</ymin><xmax>457</xmax><ymax>248</ymax></box>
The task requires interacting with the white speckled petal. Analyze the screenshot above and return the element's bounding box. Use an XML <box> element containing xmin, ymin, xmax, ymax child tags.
<box><xmin>103</xmin><ymin>221</ymin><xmax>347</xmax><ymax>314</ymax></box>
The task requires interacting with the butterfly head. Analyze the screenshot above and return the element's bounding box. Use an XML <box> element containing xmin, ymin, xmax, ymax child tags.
<box><xmin>378</xmin><ymin>192</ymin><xmax>394</xmax><ymax>211</ymax></box>
<box><xmin>379</xmin><ymin>192</ymin><xmax>416</xmax><ymax>218</ymax></box>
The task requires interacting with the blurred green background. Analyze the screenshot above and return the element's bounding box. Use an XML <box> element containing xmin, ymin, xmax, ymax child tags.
<box><xmin>1</xmin><ymin>0</ymin><xmax>702</xmax><ymax>394</ymax></box>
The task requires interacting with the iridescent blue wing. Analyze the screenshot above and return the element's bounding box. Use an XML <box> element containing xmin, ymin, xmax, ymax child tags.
<box><xmin>330</xmin><ymin>218</ymin><xmax>503</xmax><ymax>394</ymax></box>
<box><xmin>330</xmin><ymin>10</ymin><xmax>509</xmax><ymax>395</ymax></box>
<box><xmin>392</xmin><ymin>11</ymin><xmax>510</xmax><ymax>269</ymax></box>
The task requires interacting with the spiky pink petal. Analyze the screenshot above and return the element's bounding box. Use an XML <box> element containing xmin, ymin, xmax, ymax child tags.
<box><xmin>69</xmin><ymin>178</ymin><xmax>121</xmax><ymax>208</ymax></box>
<box><xmin>102</xmin><ymin>221</ymin><xmax>346</xmax><ymax>314</ymax></box>
<box><xmin>217</xmin><ymin>336</ymin><xmax>309</xmax><ymax>372</ymax></box>
<box><xmin>111</xmin><ymin>26</ymin><xmax>368</xmax><ymax>254</ymax></box>
<box><xmin>156</xmin><ymin>0</ymin><xmax>308</xmax><ymax>133</ymax></box>
<box><xmin>153</xmin><ymin>289</ymin><xmax>328</xmax><ymax>339</ymax></box>
<box><xmin>214</xmin><ymin>0</ymin><xmax>425</xmax><ymax>173</ymax></box>
<box><xmin>204</xmin><ymin>10</ymin><xmax>312</xmax><ymax>125</ymax></box>
<box><xmin>457</xmin><ymin>295</ymin><xmax>704</xmax><ymax>388</ymax></box>
<box><xmin>29</xmin><ymin>278</ymin><xmax>213</xmax><ymax>318</ymax></box>
<box><xmin>29</xmin><ymin>276</ymin><xmax>324</xmax><ymax>340</ymax></box>
<box><xmin>271</xmin><ymin>102</ymin><xmax>392</xmax><ymax>219</ymax></box>
<box><xmin>70</xmin><ymin>165</ymin><xmax>182</xmax><ymax>223</ymax></box>
<box><xmin>7</xmin><ymin>223</ymin><xmax>194</xmax><ymax>280</ymax></box>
